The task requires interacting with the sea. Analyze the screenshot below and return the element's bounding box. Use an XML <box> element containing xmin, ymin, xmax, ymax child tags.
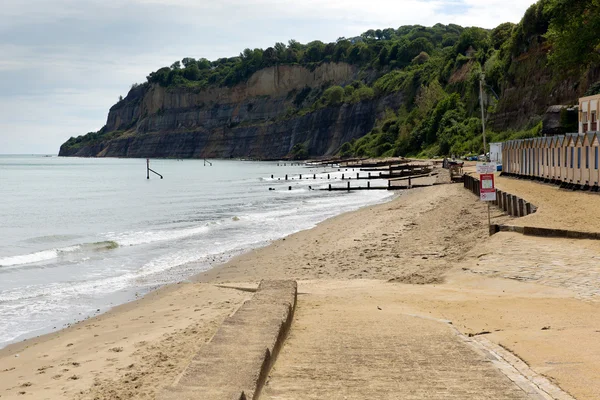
<box><xmin>0</xmin><ymin>155</ymin><xmax>392</xmax><ymax>348</ymax></box>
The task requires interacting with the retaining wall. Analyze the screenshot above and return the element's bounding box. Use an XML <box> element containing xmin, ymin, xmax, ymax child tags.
<box><xmin>159</xmin><ymin>280</ymin><xmax>297</xmax><ymax>400</ymax></box>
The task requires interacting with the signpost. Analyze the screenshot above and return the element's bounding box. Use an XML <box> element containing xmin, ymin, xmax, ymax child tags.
<box><xmin>476</xmin><ymin>162</ymin><xmax>497</xmax><ymax>174</ymax></box>
<box><xmin>477</xmin><ymin>162</ymin><xmax>497</xmax><ymax>233</ymax></box>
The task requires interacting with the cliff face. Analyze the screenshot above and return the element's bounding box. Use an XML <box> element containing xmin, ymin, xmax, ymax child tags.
<box><xmin>60</xmin><ymin>63</ymin><xmax>396</xmax><ymax>159</ymax></box>
<box><xmin>490</xmin><ymin>46</ymin><xmax>600</xmax><ymax>131</ymax></box>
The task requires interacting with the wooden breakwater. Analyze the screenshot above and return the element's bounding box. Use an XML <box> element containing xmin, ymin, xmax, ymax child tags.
<box><xmin>463</xmin><ymin>175</ymin><xmax>537</xmax><ymax>217</ymax></box>
<box><xmin>319</xmin><ymin>180</ymin><xmax>440</xmax><ymax>191</ymax></box>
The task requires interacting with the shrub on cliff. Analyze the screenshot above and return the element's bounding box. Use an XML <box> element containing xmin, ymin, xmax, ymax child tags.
<box><xmin>322</xmin><ymin>86</ymin><xmax>345</xmax><ymax>106</ymax></box>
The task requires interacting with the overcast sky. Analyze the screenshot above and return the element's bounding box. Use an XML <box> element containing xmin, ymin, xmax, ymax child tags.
<box><xmin>0</xmin><ymin>0</ymin><xmax>537</xmax><ymax>154</ymax></box>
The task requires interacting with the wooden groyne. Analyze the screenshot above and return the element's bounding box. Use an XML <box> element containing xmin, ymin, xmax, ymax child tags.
<box><xmin>463</xmin><ymin>175</ymin><xmax>537</xmax><ymax>217</ymax></box>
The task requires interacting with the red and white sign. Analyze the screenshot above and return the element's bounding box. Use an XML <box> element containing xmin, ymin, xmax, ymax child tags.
<box><xmin>479</xmin><ymin>174</ymin><xmax>496</xmax><ymax>202</ymax></box>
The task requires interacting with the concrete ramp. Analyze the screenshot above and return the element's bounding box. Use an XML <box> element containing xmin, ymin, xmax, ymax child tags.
<box><xmin>159</xmin><ymin>280</ymin><xmax>297</xmax><ymax>400</ymax></box>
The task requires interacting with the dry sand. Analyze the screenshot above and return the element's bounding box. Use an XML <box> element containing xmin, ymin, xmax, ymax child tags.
<box><xmin>2</xmin><ymin>169</ymin><xmax>600</xmax><ymax>399</ymax></box>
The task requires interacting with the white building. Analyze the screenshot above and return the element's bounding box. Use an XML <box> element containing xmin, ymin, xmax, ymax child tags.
<box><xmin>489</xmin><ymin>142</ymin><xmax>503</xmax><ymax>164</ymax></box>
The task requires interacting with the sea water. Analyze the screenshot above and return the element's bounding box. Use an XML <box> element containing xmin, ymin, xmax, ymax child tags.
<box><xmin>0</xmin><ymin>155</ymin><xmax>392</xmax><ymax>348</ymax></box>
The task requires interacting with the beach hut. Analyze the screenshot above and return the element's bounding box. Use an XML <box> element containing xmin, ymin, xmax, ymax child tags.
<box><xmin>558</xmin><ymin>135</ymin><xmax>570</xmax><ymax>183</ymax></box>
<box><xmin>535</xmin><ymin>138</ymin><xmax>543</xmax><ymax>179</ymax></box>
<box><xmin>542</xmin><ymin>137</ymin><xmax>552</xmax><ymax>179</ymax></box>
<box><xmin>502</xmin><ymin>141</ymin><xmax>510</xmax><ymax>173</ymax></box>
<box><xmin>574</xmin><ymin>134</ymin><xmax>585</xmax><ymax>184</ymax></box>
<box><xmin>527</xmin><ymin>139</ymin><xmax>535</xmax><ymax>178</ymax></box>
<box><xmin>564</xmin><ymin>134</ymin><xmax>578</xmax><ymax>183</ymax></box>
<box><xmin>549</xmin><ymin>136</ymin><xmax>559</xmax><ymax>180</ymax></box>
<box><xmin>517</xmin><ymin>140</ymin><xmax>524</xmax><ymax>175</ymax></box>
<box><xmin>541</xmin><ymin>137</ymin><xmax>548</xmax><ymax>179</ymax></box>
<box><xmin>509</xmin><ymin>140</ymin><xmax>517</xmax><ymax>175</ymax></box>
<box><xmin>531</xmin><ymin>138</ymin><xmax>539</xmax><ymax>178</ymax></box>
<box><xmin>582</xmin><ymin>132</ymin><xmax>599</xmax><ymax>186</ymax></box>
<box><xmin>592</xmin><ymin>133</ymin><xmax>600</xmax><ymax>187</ymax></box>
<box><xmin>537</xmin><ymin>138</ymin><xmax>547</xmax><ymax>179</ymax></box>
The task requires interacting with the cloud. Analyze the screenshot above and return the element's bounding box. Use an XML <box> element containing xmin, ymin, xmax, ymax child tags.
<box><xmin>0</xmin><ymin>0</ymin><xmax>537</xmax><ymax>154</ymax></box>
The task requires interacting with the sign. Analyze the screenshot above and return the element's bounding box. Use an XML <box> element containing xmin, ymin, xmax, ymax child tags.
<box><xmin>479</xmin><ymin>174</ymin><xmax>496</xmax><ymax>202</ymax></box>
<box><xmin>476</xmin><ymin>162</ymin><xmax>497</xmax><ymax>174</ymax></box>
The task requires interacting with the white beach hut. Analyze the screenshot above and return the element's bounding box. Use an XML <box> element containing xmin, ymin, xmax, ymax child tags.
<box><xmin>574</xmin><ymin>134</ymin><xmax>584</xmax><ymax>184</ymax></box>
<box><xmin>543</xmin><ymin>137</ymin><xmax>552</xmax><ymax>179</ymax></box>
<box><xmin>559</xmin><ymin>135</ymin><xmax>570</xmax><ymax>183</ymax></box>
<box><xmin>502</xmin><ymin>141</ymin><xmax>509</xmax><ymax>173</ymax></box>
<box><xmin>531</xmin><ymin>138</ymin><xmax>539</xmax><ymax>178</ymax></box>
<box><xmin>526</xmin><ymin>139</ymin><xmax>535</xmax><ymax>177</ymax></box>
<box><xmin>509</xmin><ymin>140</ymin><xmax>517</xmax><ymax>174</ymax></box>
<box><xmin>517</xmin><ymin>140</ymin><xmax>524</xmax><ymax>175</ymax></box>
<box><xmin>549</xmin><ymin>136</ymin><xmax>559</xmax><ymax>180</ymax></box>
<box><xmin>565</xmin><ymin>134</ymin><xmax>578</xmax><ymax>183</ymax></box>
<box><xmin>582</xmin><ymin>132</ymin><xmax>599</xmax><ymax>186</ymax></box>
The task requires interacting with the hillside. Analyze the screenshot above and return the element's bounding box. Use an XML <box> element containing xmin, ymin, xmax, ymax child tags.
<box><xmin>59</xmin><ymin>0</ymin><xmax>600</xmax><ymax>159</ymax></box>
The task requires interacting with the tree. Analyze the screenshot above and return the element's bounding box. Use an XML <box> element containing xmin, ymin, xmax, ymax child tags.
<box><xmin>263</xmin><ymin>47</ymin><xmax>277</xmax><ymax>66</ymax></box>
<box><xmin>197</xmin><ymin>58</ymin><xmax>211</xmax><ymax>70</ymax></box>
<box><xmin>182</xmin><ymin>57</ymin><xmax>197</xmax><ymax>67</ymax></box>
<box><xmin>378</xmin><ymin>47</ymin><xmax>389</xmax><ymax>66</ymax></box>
<box><xmin>274</xmin><ymin>42</ymin><xmax>287</xmax><ymax>60</ymax></box>
<box><xmin>546</xmin><ymin>0</ymin><xmax>600</xmax><ymax>71</ymax></box>
<box><xmin>183</xmin><ymin>63</ymin><xmax>201</xmax><ymax>80</ymax></box>
<box><xmin>323</xmin><ymin>86</ymin><xmax>345</xmax><ymax>105</ymax></box>
<box><xmin>454</xmin><ymin>27</ymin><xmax>491</xmax><ymax>56</ymax></box>
<box><xmin>305</xmin><ymin>41</ymin><xmax>325</xmax><ymax>62</ymax></box>
<box><xmin>491</xmin><ymin>22</ymin><xmax>515</xmax><ymax>50</ymax></box>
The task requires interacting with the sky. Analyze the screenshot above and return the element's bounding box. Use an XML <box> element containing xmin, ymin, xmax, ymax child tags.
<box><xmin>0</xmin><ymin>0</ymin><xmax>538</xmax><ymax>154</ymax></box>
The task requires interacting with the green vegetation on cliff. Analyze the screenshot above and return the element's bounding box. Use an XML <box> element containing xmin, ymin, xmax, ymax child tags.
<box><xmin>62</xmin><ymin>0</ymin><xmax>600</xmax><ymax>159</ymax></box>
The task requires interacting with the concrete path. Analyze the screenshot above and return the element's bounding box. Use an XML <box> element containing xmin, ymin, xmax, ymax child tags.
<box><xmin>262</xmin><ymin>286</ymin><xmax>540</xmax><ymax>400</ymax></box>
<box><xmin>159</xmin><ymin>280</ymin><xmax>297</xmax><ymax>400</ymax></box>
<box><xmin>464</xmin><ymin>232</ymin><xmax>600</xmax><ymax>301</ymax></box>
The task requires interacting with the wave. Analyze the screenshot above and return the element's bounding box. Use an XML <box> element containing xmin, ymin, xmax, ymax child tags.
<box><xmin>107</xmin><ymin>225</ymin><xmax>211</xmax><ymax>247</ymax></box>
<box><xmin>0</xmin><ymin>241</ymin><xmax>118</xmax><ymax>268</ymax></box>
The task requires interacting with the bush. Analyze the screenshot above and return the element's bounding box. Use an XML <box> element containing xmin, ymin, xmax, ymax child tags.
<box><xmin>322</xmin><ymin>86</ymin><xmax>345</xmax><ymax>106</ymax></box>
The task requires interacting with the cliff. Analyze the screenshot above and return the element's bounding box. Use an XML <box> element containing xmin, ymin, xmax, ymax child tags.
<box><xmin>490</xmin><ymin>46</ymin><xmax>600</xmax><ymax>131</ymax></box>
<box><xmin>60</xmin><ymin>63</ymin><xmax>401</xmax><ymax>159</ymax></box>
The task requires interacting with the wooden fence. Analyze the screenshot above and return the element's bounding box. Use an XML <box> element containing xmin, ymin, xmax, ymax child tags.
<box><xmin>463</xmin><ymin>174</ymin><xmax>537</xmax><ymax>217</ymax></box>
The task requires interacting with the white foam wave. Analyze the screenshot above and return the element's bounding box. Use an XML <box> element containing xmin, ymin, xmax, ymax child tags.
<box><xmin>0</xmin><ymin>245</ymin><xmax>81</xmax><ymax>268</ymax></box>
<box><xmin>108</xmin><ymin>225</ymin><xmax>211</xmax><ymax>247</ymax></box>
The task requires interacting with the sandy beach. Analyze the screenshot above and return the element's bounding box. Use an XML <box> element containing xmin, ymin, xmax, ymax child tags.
<box><xmin>2</xmin><ymin>170</ymin><xmax>600</xmax><ymax>399</ymax></box>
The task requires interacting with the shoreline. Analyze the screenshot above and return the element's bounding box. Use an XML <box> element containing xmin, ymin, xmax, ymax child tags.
<box><xmin>3</xmin><ymin>173</ymin><xmax>600</xmax><ymax>399</ymax></box>
<box><xmin>0</xmin><ymin>187</ymin><xmax>399</xmax><ymax>354</ymax></box>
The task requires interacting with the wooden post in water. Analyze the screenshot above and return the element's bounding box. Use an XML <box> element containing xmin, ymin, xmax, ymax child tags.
<box><xmin>285</xmin><ymin>174</ymin><xmax>288</xmax><ymax>181</ymax></box>
<box><xmin>328</xmin><ymin>184</ymin><xmax>332</xmax><ymax>191</ymax></box>
<box><xmin>299</xmin><ymin>174</ymin><xmax>302</xmax><ymax>180</ymax></box>
<box><xmin>147</xmin><ymin>158</ymin><xmax>150</xmax><ymax>180</ymax></box>
<box><xmin>368</xmin><ymin>181</ymin><xmax>371</xmax><ymax>189</ymax></box>
<box><xmin>342</xmin><ymin>173</ymin><xmax>345</xmax><ymax>180</ymax></box>
<box><xmin>347</xmin><ymin>181</ymin><xmax>350</xmax><ymax>192</ymax></box>
<box><xmin>357</xmin><ymin>172</ymin><xmax>359</xmax><ymax>179</ymax></box>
